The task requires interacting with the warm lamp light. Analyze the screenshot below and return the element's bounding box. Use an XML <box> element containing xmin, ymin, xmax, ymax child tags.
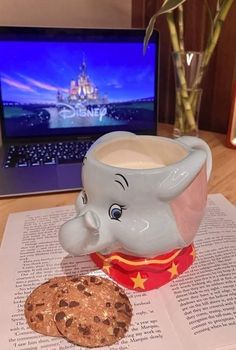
<box><xmin>226</xmin><ymin>85</ymin><xmax>236</xmax><ymax>149</ymax></box>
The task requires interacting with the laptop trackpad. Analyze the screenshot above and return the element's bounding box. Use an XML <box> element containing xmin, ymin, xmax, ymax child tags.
<box><xmin>0</xmin><ymin>166</ymin><xmax>59</xmax><ymax>196</ymax></box>
<box><xmin>57</xmin><ymin>163</ymin><xmax>82</xmax><ymax>190</ymax></box>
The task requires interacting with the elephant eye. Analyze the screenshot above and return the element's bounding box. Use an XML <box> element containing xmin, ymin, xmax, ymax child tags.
<box><xmin>109</xmin><ymin>204</ymin><xmax>126</xmax><ymax>221</ymax></box>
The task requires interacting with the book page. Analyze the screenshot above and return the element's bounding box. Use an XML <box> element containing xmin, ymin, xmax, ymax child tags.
<box><xmin>160</xmin><ymin>194</ymin><xmax>236</xmax><ymax>350</ymax></box>
<box><xmin>0</xmin><ymin>205</ymin><xmax>182</xmax><ymax>350</ymax></box>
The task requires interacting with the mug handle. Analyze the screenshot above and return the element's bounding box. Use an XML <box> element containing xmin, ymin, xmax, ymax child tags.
<box><xmin>178</xmin><ymin>136</ymin><xmax>212</xmax><ymax>181</ymax></box>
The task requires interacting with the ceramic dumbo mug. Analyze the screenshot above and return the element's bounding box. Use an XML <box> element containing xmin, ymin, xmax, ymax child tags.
<box><xmin>59</xmin><ymin>132</ymin><xmax>212</xmax><ymax>291</ymax></box>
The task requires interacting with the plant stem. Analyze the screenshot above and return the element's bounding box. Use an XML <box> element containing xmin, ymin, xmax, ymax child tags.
<box><xmin>205</xmin><ymin>0</ymin><xmax>233</xmax><ymax>66</ymax></box>
<box><xmin>178</xmin><ymin>5</ymin><xmax>185</xmax><ymax>52</ymax></box>
<box><xmin>166</xmin><ymin>12</ymin><xmax>196</xmax><ymax>130</ymax></box>
<box><xmin>191</xmin><ymin>0</ymin><xmax>234</xmax><ymax>90</ymax></box>
<box><xmin>166</xmin><ymin>12</ymin><xmax>181</xmax><ymax>52</ymax></box>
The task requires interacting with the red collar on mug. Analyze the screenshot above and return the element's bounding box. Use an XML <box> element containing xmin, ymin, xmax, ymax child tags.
<box><xmin>90</xmin><ymin>244</ymin><xmax>195</xmax><ymax>291</ymax></box>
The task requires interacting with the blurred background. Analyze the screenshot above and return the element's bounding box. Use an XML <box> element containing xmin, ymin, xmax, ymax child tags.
<box><xmin>0</xmin><ymin>0</ymin><xmax>235</xmax><ymax>133</ymax></box>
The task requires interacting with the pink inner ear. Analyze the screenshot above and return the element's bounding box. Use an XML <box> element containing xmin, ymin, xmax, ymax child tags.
<box><xmin>170</xmin><ymin>165</ymin><xmax>207</xmax><ymax>245</ymax></box>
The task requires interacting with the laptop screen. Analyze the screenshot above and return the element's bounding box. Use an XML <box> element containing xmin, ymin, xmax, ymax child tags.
<box><xmin>0</xmin><ymin>27</ymin><xmax>159</xmax><ymax>142</ymax></box>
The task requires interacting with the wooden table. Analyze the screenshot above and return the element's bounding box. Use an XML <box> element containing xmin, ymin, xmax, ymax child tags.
<box><xmin>0</xmin><ymin>124</ymin><xmax>235</xmax><ymax>242</ymax></box>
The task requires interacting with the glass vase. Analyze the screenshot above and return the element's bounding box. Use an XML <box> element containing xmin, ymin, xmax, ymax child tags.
<box><xmin>172</xmin><ymin>51</ymin><xmax>203</xmax><ymax>137</ymax></box>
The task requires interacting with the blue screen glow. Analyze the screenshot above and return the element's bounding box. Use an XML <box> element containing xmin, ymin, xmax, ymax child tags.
<box><xmin>0</xmin><ymin>33</ymin><xmax>158</xmax><ymax>138</ymax></box>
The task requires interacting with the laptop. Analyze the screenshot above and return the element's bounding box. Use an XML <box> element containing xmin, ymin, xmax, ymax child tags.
<box><xmin>0</xmin><ymin>26</ymin><xmax>159</xmax><ymax>197</ymax></box>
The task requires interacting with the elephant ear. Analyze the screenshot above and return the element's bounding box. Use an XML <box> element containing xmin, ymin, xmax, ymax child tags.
<box><xmin>158</xmin><ymin>148</ymin><xmax>207</xmax><ymax>201</ymax></box>
<box><xmin>88</xmin><ymin>131</ymin><xmax>136</xmax><ymax>151</ymax></box>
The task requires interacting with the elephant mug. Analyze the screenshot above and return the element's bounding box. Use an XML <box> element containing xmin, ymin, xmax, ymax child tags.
<box><xmin>59</xmin><ymin>132</ymin><xmax>212</xmax><ymax>291</ymax></box>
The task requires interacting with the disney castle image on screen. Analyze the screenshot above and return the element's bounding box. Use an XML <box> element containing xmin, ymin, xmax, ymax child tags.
<box><xmin>0</xmin><ymin>40</ymin><xmax>157</xmax><ymax>137</ymax></box>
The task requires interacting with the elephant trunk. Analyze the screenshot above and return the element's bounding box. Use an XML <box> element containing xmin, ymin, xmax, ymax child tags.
<box><xmin>59</xmin><ymin>210</ymin><xmax>100</xmax><ymax>256</ymax></box>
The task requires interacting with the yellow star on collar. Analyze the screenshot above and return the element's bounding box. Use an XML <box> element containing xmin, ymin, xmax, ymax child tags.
<box><xmin>190</xmin><ymin>247</ymin><xmax>196</xmax><ymax>260</ymax></box>
<box><xmin>131</xmin><ymin>272</ymin><xmax>148</xmax><ymax>289</ymax></box>
<box><xmin>168</xmin><ymin>262</ymin><xmax>179</xmax><ymax>279</ymax></box>
<box><xmin>103</xmin><ymin>261</ymin><xmax>111</xmax><ymax>274</ymax></box>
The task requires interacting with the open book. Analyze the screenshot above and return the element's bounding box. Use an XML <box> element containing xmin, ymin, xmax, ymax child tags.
<box><xmin>0</xmin><ymin>194</ymin><xmax>235</xmax><ymax>350</ymax></box>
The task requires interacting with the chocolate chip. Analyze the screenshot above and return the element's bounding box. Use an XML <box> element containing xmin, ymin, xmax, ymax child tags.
<box><xmin>94</xmin><ymin>316</ymin><xmax>100</xmax><ymax>323</ymax></box>
<box><xmin>117</xmin><ymin>321</ymin><xmax>126</xmax><ymax>328</ymax></box>
<box><xmin>90</xmin><ymin>276</ymin><xmax>96</xmax><ymax>282</ymax></box>
<box><xmin>77</xmin><ymin>284</ymin><xmax>85</xmax><ymax>291</ymax></box>
<box><xmin>83</xmin><ymin>279</ymin><xmax>89</xmax><ymax>286</ymax></box>
<box><xmin>69</xmin><ymin>301</ymin><xmax>80</xmax><ymax>307</ymax></box>
<box><xmin>65</xmin><ymin>318</ymin><xmax>73</xmax><ymax>327</ymax></box>
<box><xmin>35</xmin><ymin>303</ymin><xmax>45</xmax><ymax>307</ymax></box>
<box><xmin>59</xmin><ymin>299</ymin><xmax>68</xmax><ymax>307</ymax></box>
<box><xmin>101</xmin><ymin>338</ymin><xmax>106</xmax><ymax>343</ymax></box>
<box><xmin>103</xmin><ymin>318</ymin><xmax>110</xmax><ymax>325</ymax></box>
<box><xmin>55</xmin><ymin>311</ymin><xmax>66</xmax><ymax>322</ymax></box>
<box><xmin>117</xmin><ymin>309</ymin><xmax>128</xmax><ymax>317</ymax></box>
<box><xmin>84</xmin><ymin>291</ymin><xmax>92</xmax><ymax>297</ymax></box>
<box><xmin>70</xmin><ymin>277</ymin><xmax>79</xmax><ymax>282</ymax></box>
<box><xmin>27</xmin><ymin>304</ymin><xmax>33</xmax><ymax>311</ymax></box>
<box><xmin>83</xmin><ymin>327</ymin><xmax>91</xmax><ymax>335</ymax></box>
<box><xmin>119</xmin><ymin>292</ymin><xmax>128</xmax><ymax>299</ymax></box>
<box><xmin>49</xmin><ymin>283</ymin><xmax>58</xmax><ymax>288</ymax></box>
<box><xmin>113</xmin><ymin>327</ymin><xmax>120</xmax><ymax>336</ymax></box>
<box><xmin>125</xmin><ymin>304</ymin><xmax>132</xmax><ymax>313</ymax></box>
<box><xmin>106</xmin><ymin>302</ymin><xmax>111</xmax><ymax>307</ymax></box>
<box><xmin>95</xmin><ymin>280</ymin><xmax>102</xmax><ymax>285</ymax></box>
<box><xmin>36</xmin><ymin>313</ymin><xmax>43</xmax><ymax>321</ymax></box>
<box><xmin>115</xmin><ymin>302</ymin><xmax>122</xmax><ymax>309</ymax></box>
<box><xmin>114</xmin><ymin>286</ymin><xmax>119</xmax><ymax>291</ymax></box>
<box><xmin>78</xmin><ymin>325</ymin><xmax>90</xmax><ymax>335</ymax></box>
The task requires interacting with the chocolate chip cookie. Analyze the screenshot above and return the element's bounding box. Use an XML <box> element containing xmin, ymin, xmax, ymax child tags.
<box><xmin>24</xmin><ymin>276</ymin><xmax>68</xmax><ymax>337</ymax></box>
<box><xmin>53</xmin><ymin>275</ymin><xmax>132</xmax><ymax>347</ymax></box>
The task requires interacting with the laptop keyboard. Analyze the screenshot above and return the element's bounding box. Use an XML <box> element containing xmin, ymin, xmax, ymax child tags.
<box><xmin>3</xmin><ymin>140</ymin><xmax>94</xmax><ymax>168</ymax></box>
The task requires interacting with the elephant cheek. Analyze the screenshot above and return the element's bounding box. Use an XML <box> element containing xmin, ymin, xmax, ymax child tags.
<box><xmin>115</xmin><ymin>219</ymin><xmax>149</xmax><ymax>249</ymax></box>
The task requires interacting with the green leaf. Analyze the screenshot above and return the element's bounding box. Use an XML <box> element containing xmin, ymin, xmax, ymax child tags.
<box><xmin>143</xmin><ymin>14</ymin><xmax>158</xmax><ymax>54</ymax></box>
<box><xmin>204</xmin><ymin>0</ymin><xmax>213</xmax><ymax>23</ymax></box>
<box><xmin>204</xmin><ymin>0</ymin><xmax>214</xmax><ymax>38</ymax></box>
<box><xmin>143</xmin><ymin>0</ymin><xmax>187</xmax><ymax>53</ymax></box>
<box><xmin>158</xmin><ymin>0</ymin><xmax>187</xmax><ymax>15</ymax></box>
